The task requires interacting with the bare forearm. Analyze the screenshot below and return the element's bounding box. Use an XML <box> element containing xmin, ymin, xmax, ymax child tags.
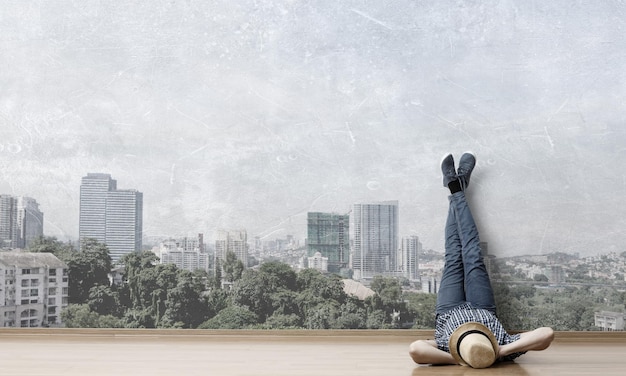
<box><xmin>409</xmin><ymin>340</ymin><xmax>457</xmax><ymax>365</ymax></box>
<box><xmin>499</xmin><ymin>327</ymin><xmax>554</xmax><ymax>357</ymax></box>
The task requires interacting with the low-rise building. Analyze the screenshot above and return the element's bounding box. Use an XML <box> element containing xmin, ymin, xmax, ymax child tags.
<box><xmin>0</xmin><ymin>251</ymin><xmax>69</xmax><ymax>327</ymax></box>
<box><xmin>307</xmin><ymin>251</ymin><xmax>328</xmax><ymax>272</ymax></box>
<box><xmin>595</xmin><ymin>311</ymin><xmax>625</xmax><ymax>331</ymax></box>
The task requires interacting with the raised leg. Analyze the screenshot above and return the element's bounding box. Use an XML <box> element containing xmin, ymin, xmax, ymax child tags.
<box><xmin>435</xmin><ymin>198</ymin><xmax>467</xmax><ymax>314</ymax></box>
<box><xmin>449</xmin><ymin>191</ymin><xmax>496</xmax><ymax>313</ymax></box>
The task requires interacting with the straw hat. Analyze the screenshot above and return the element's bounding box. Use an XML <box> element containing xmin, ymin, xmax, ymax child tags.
<box><xmin>449</xmin><ymin>322</ymin><xmax>499</xmax><ymax>368</ymax></box>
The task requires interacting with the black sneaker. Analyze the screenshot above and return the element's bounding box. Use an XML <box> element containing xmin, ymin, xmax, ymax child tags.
<box><xmin>457</xmin><ymin>152</ymin><xmax>476</xmax><ymax>190</ymax></box>
<box><xmin>441</xmin><ymin>153</ymin><xmax>457</xmax><ymax>187</ymax></box>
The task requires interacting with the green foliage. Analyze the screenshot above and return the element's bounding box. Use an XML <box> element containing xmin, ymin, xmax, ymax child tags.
<box><xmin>205</xmin><ymin>288</ymin><xmax>229</xmax><ymax>318</ymax></box>
<box><xmin>121</xmin><ymin>259</ymin><xmax>207</xmax><ymax>328</ymax></box>
<box><xmin>370</xmin><ymin>275</ymin><xmax>402</xmax><ymax>303</ymax></box>
<box><xmin>198</xmin><ymin>306</ymin><xmax>258</xmax><ymax>329</ymax></box>
<box><xmin>365</xmin><ymin>276</ymin><xmax>413</xmax><ymax>328</ymax></box>
<box><xmin>63</xmin><ymin>238</ymin><xmax>113</xmax><ymax>304</ymax></box>
<box><xmin>222</xmin><ymin>251</ymin><xmax>245</xmax><ymax>283</ymax></box>
<box><xmin>87</xmin><ymin>285</ymin><xmax>120</xmax><ymax>316</ymax></box>
<box><xmin>263</xmin><ymin>313</ymin><xmax>302</xmax><ymax>329</ymax></box>
<box><xmin>161</xmin><ymin>270</ymin><xmax>209</xmax><ymax>328</ymax></box>
<box><xmin>61</xmin><ymin>304</ymin><xmax>124</xmax><ymax>328</ymax></box>
<box><xmin>260</xmin><ymin>261</ymin><xmax>298</xmax><ymax>291</ymax></box>
<box><xmin>404</xmin><ymin>292</ymin><xmax>436</xmax><ymax>329</ymax></box>
<box><xmin>28</xmin><ymin>235</ymin><xmax>75</xmax><ymax>256</ymax></box>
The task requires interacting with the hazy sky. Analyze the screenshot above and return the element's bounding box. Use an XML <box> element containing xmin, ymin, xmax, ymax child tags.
<box><xmin>1</xmin><ymin>0</ymin><xmax>626</xmax><ymax>257</ymax></box>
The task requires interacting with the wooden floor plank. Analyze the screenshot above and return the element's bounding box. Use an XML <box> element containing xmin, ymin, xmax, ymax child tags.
<box><xmin>0</xmin><ymin>330</ymin><xmax>624</xmax><ymax>375</ymax></box>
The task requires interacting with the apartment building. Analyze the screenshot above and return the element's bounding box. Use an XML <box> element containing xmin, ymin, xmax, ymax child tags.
<box><xmin>0</xmin><ymin>251</ymin><xmax>69</xmax><ymax>327</ymax></box>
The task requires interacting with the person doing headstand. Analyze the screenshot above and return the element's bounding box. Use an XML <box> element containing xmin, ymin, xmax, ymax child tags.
<box><xmin>409</xmin><ymin>152</ymin><xmax>554</xmax><ymax>368</ymax></box>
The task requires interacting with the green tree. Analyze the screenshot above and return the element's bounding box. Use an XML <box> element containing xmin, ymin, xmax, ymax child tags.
<box><xmin>61</xmin><ymin>304</ymin><xmax>123</xmax><ymax>328</ymax></box>
<box><xmin>87</xmin><ymin>285</ymin><xmax>120</xmax><ymax>317</ymax></box>
<box><xmin>366</xmin><ymin>309</ymin><xmax>387</xmax><ymax>329</ymax></box>
<box><xmin>304</xmin><ymin>301</ymin><xmax>339</xmax><ymax>329</ymax></box>
<box><xmin>405</xmin><ymin>292</ymin><xmax>436</xmax><ymax>329</ymax></box>
<box><xmin>296</xmin><ymin>268</ymin><xmax>348</xmax><ymax>327</ymax></box>
<box><xmin>263</xmin><ymin>313</ymin><xmax>301</xmax><ymax>329</ymax></box>
<box><xmin>370</xmin><ymin>275</ymin><xmax>402</xmax><ymax>303</ymax></box>
<box><xmin>28</xmin><ymin>236</ymin><xmax>74</xmax><ymax>256</ymax></box>
<box><xmin>162</xmin><ymin>270</ymin><xmax>209</xmax><ymax>328</ymax></box>
<box><xmin>335</xmin><ymin>296</ymin><xmax>367</xmax><ymax>329</ymax></box>
<box><xmin>213</xmin><ymin>257</ymin><xmax>223</xmax><ymax>288</ymax></box>
<box><xmin>367</xmin><ymin>276</ymin><xmax>412</xmax><ymax>328</ymax></box>
<box><xmin>198</xmin><ymin>306</ymin><xmax>258</xmax><ymax>329</ymax></box>
<box><xmin>205</xmin><ymin>288</ymin><xmax>229</xmax><ymax>318</ymax></box>
<box><xmin>222</xmin><ymin>251</ymin><xmax>245</xmax><ymax>283</ymax></box>
<box><xmin>259</xmin><ymin>261</ymin><xmax>298</xmax><ymax>291</ymax></box>
<box><xmin>65</xmin><ymin>238</ymin><xmax>112</xmax><ymax>304</ymax></box>
<box><xmin>121</xmin><ymin>251</ymin><xmax>159</xmax><ymax>308</ymax></box>
<box><xmin>230</xmin><ymin>269</ymin><xmax>273</xmax><ymax>322</ymax></box>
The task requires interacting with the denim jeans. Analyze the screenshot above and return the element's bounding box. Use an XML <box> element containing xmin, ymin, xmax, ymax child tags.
<box><xmin>435</xmin><ymin>191</ymin><xmax>496</xmax><ymax>315</ymax></box>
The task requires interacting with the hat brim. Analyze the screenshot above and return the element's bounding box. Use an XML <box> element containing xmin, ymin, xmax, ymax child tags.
<box><xmin>449</xmin><ymin>322</ymin><xmax>499</xmax><ymax>367</ymax></box>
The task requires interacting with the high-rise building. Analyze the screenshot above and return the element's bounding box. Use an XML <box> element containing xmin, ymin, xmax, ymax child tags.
<box><xmin>214</xmin><ymin>229</ymin><xmax>248</xmax><ymax>267</ymax></box>
<box><xmin>307</xmin><ymin>212</ymin><xmax>349</xmax><ymax>273</ymax></box>
<box><xmin>17</xmin><ymin>197</ymin><xmax>44</xmax><ymax>249</ymax></box>
<box><xmin>0</xmin><ymin>195</ymin><xmax>19</xmax><ymax>249</ymax></box>
<box><xmin>0</xmin><ymin>195</ymin><xmax>43</xmax><ymax>249</ymax></box>
<box><xmin>352</xmin><ymin>201</ymin><xmax>398</xmax><ymax>280</ymax></box>
<box><xmin>79</xmin><ymin>173</ymin><xmax>143</xmax><ymax>262</ymax></box>
<box><xmin>400</xmin><ymin>235</ymin><xmax>421</xmax><ymax>281</ymax></box>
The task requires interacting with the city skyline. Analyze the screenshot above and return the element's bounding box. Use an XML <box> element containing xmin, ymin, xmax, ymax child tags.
<box><xmin>2</xmin><ymin>1</ymin><xmax>626</xmax><ymax>258</ymax></box>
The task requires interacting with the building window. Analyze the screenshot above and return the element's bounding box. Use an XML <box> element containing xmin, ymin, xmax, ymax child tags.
<box><xmin>49</xmin><ymin>269</ymin><xmax>57</xmax><ymax>276</ymax></box>
<box><xmin>62</xmin><ymin>287</ymin><xmax>68</xmax><ymax>295</ymax></box>
<box><xmin>48</xmin><ymin>307</ymin><xmax>56</xmax><ymax>315</ymax></box>
<box><xmin>48</xmin><ymin>316</ymin><xmax>57</xmax><ymax>324</ymax></box>
<box><xmin>30</xmin><ymin>279</ymin><xmax>39</xmax><ymax>286</ymax></box>
<box><xmin>21</xmin><ymin>280</ymin><xmax>29</xmax><ymax>287</ymax></box>
<box><xmin>20</xmin><ymin>320</ymin><xmax>28</xmax><ymax>327</ymax></box>
<box><xmin>48</xmin><ymin>297</ymin><xmax>56</xmax><ymax>305</ymax></box>
<box><xmin>20</xmin><ymin>289</ymin><xmax>29</xmax><ymax>297</ymax></box>
<box><xmin>48</xmin><ymin>288</ymin><xmax>57</xmax><ymax>295</ymax></box>
<box><xmin>62</xmin><ymin>297</ymin><xmax>68</xmax><ymax>304</ymax></box>
<box><xmin>21</xmin><ymin>299</ymin><xmax>29</xmax><ymax>305</ymax></box>
<box><xmin>49</xmin><ymin>278</ymin><xmax>56</xmax><ymax>283</ymax></box>
<box><xmin>30</xmin><ymin>289</ymin><xmax>38</xmax><ymax>296</ymax></box>
<box><xmin>21</xmin><ymin>269</ymin><xmax>30</xmax><ymax>275</ymax></box>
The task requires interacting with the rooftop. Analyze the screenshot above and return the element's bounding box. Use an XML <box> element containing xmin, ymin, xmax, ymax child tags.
<box><xmin>0</xmin><ymin>250</ymin><xmax>67</xmax><ymax>268</ymax></box>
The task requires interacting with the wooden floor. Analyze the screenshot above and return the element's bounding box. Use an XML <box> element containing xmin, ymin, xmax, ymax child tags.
<box><xmin>0</xmin><ymin>329</ymin><xmax>624</xmax><ymax>375</ymax></box>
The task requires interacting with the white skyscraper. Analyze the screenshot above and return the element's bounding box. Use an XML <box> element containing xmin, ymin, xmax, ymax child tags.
<box><xmin>352</xmin><ymin>200</ymin><xmax>398</xmax><ymax>280</ymax></box>
<box><xmin>401</xmin><ymin>235</ymin><xmax>421</xmax><ymax>281</ymax></box>
<box><xmin>0</xmin><ymin>195</ymin><xmax>43</xmax><ymax>250</ymax></box>
<box><xmin>0</xmin><ymin>195</ymin><xmax>18</xmax><ymax>249</ymax></box>
<box><xmin>79</xmin><ymin>173</ymin><xmax>143</xmax><ymax>262</ymax></box>
<box><xmin>17</xmin><ymin>197</ymin><xmax>44</xmax><ymax>249</ymax></box>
